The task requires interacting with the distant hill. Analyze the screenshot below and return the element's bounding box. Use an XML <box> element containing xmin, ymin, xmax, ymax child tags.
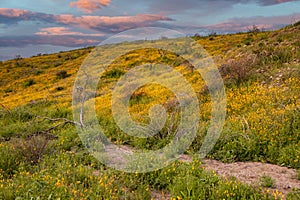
<box><xmin>1</xmin><ymin>23</ymin><xmax>299</xmax><ymax>108</ymax></box>
<box><xmin>0</xmin><ymin>22</ymin><xmax>299</xmax><ymax>200</ymax></box>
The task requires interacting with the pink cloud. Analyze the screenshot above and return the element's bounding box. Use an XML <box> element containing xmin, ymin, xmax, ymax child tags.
<box><xmin>0</xmin><ymin>8</ymin><xmax>31</xmax><ymax>17</ymax></box>
<box><xmin>70</xmin><ymin>0</ymin><xmax>111</xmax><ymax>13</ymax></box>
<box><xmin>0</xmin><ymin>8</ymin><xmax>54</xmax><ymax>24</ymax></box>
<box><xmin>35</xmin><ymin>27</ymin><xmax>104</xmax><ymax>36</ymax></box>
<box><xmin>53</xmin><ymin>14</ymin><xmax>172</xmax><ymax>32</ymax></box>
<box><xmin>264</xmin><ymin>0</ymin><xmax>295</xmax><ymax>4</ymax></box>
<box><xmin>204</xmin><ymin>14</ymin><xmax>300</xmax><ymax>32</ymax></box>
<box><xmin>0</xmin><ymin>8</ymin><xmax>172</xmax><ymax>32</ymax></box>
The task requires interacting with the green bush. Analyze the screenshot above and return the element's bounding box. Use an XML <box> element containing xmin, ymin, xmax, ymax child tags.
<box><xmin>0</xmin><ymin>121</ymin><xmax>25</xmax><ymax>138</ymax></box>
<box><xmin>0</xmin><ymin>143</ymin><xmax>22</xmax><ymax>178</ymax></box>
<box><xmin>287</xmin><ymin>189</ymin><xmax>300</xmax><ymax>200</ymax></box>
<box><xmin>4</xmin><ymin>88</ymin><xmax>13</xmax><ymax>93</ymax></box>
<box><xmin>259</xmin><ymin>174</ymin><xmax>275</xmax><ymax>188</ymax></box>
<box><xmin>55</xmin><ymin>70</ymin><xmax>69</xmax><ymax>79</ymax></box>
<box><xmin>23</xmin><ymin>79</ymin><xmax>36</xmax><ymax>87</ymax></box>
<box><xmin>103</xmin><ymin>68</ymin><xmax>125</xmax><ymax>79</ymax></box>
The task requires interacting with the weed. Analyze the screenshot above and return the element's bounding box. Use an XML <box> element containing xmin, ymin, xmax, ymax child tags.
<box><xmin>260</xmin><ymin>174</ymin><xmax>275</xmax><ymax>188</ymax></box>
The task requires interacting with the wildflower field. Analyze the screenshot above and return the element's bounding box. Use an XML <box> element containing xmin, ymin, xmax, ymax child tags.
<box><xmin>0</xmin><ymin>23</ymin><xmax>299</xmax><ymax>199</ymax></box>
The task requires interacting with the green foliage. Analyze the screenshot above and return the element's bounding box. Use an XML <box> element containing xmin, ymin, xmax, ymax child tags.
<box><xmin>55</xmin><ymin>70</ymin><xmax>69</xmax><ymax>79</ymax></box>
<box><xmin>286</xmin><ymin>189</ymin><xmax>300</xmax><ymax>200</ymax></box>
<box><xmin>129</xmin><ymin>91</ymin><xmax>153</xmax><ymax>106</ymax></box>
<box><xmin>4</xmin><ymin>88</ymin><xmax>13</xmax><ymax>93</ymax></box>
<box><xmin>0</xmin><ymin>121</ymin><xmax>24</xmax><ymax>138</ymax></box>
<box><xmin>103</xmin><ymin>68</ymin><xmax>125</xmax><ymax>79</ymax></box>
<box><xmin>277</xmin><ymin>144</ymin><xmax>300</xmax><ymax>169</ymax></box>
<box><xmin>169</xmin><ymin>161</ymin><xmax>276</xmax><ymax>200</ymax></box>
<box><xmin>23</xmin><ymin>79</ymin><xmax>36</xmax><ymax>87</ymax></box>
<box><xmin>53</xmin><ymin>127</ymin><xmax>83</xmax><ymax>151</ymax></box>
<box><xmin>0</xmin><ymin>144</ymin><xmax>23</xmax><ymax>178</ymax></box>
<box><xmin>243</xmin><ymin>38</ymin><xmax>252</xmax><ymax>46</ymax></box>
<box><xmin>209</xmin><ymin>130</ymin><xmax>255</xmax><ymax>163</ymax></box>
<box><xmin>0</xmin><ymin>24</ymin><xmax>299</xmax><ymax>200</ymax></box>
<box><xmin>0</xmin><ymin>153</ymin><xmax>124</xmax><ymax>200</ymax></box>
<box><xmin>260</xmin><ymin>174</ymin><xmax>276</xmax><ymax>188</ymax></box>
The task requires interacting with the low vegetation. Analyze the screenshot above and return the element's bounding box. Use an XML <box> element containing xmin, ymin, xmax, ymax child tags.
<box><xmin>260</xmin><ymin>174</ymin><xmax>276</xmax><ymax>188</ymax></box>
<box><xmin>0</xmin><ymin>24</ymin><xmax>299</xmax><ymax>199</ymax></box>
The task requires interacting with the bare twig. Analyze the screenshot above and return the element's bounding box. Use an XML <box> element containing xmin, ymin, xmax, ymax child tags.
<box><xmin>35</xmin><ymin>116</ymin><xmax>80</xmax><ymax>126</ymax></box>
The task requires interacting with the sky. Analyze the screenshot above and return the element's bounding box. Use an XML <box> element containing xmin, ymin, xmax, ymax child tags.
<box><xmin>0</xmin><ymin>0</ymin><xmax>300</xmax><ymax>60</ymax></box>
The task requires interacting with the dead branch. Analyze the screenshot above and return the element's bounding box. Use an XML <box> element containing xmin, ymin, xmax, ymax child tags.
<box><xmin>35</xmin><ymin>116</ymin><xmax>80</xmax><ymax>126</ymax></box>
<box><xmin>31</xmin><ymin>115</ymin><xmax>81</xmax><ymax>139</ymax></box>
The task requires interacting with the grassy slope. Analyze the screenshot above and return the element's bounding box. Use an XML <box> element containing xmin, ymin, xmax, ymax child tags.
<box><xmin>0</xmin><ymin>24</ymin><xmax>299</xmax><ymax>199</ymax></box>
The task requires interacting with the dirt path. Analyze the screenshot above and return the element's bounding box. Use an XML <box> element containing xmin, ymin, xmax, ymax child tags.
<box><xmin>202</xmin><ymin>159</ymin><xmax>299</xmax><ymax>198</ymax></box>
<box><xmin>95</xmin><ymin>145</ymin><xmax>300</xmax><ymax>199</ymax></box>
<box><xmin>151</xmin><ymin>155</ymin><xmax>300</xmax><ymax>199</ymax></box>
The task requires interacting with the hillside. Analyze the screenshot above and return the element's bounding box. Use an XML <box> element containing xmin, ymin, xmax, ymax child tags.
<box><xmin>0</xmin><ymin>23</ymin><xmax>300</xmax><ymax>199</ymax></box>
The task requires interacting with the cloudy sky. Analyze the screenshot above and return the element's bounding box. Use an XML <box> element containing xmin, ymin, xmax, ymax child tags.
<box><xmin>1</xmin><ymin>0</ymin><xmax>300</xmax><ymax>60</ymax></box>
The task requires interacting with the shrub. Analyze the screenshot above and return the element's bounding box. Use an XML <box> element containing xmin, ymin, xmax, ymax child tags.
<box><xmin>278</xmin><ymin>144</ymin><xmax>300</xmax><ymax>169</ymax></box>
<box><xmin>34</xmin><ymin>70</ymin><xmax>43</xmax><ymax>75</ymax></box>
<box><xmin>259</xmin><ymin>174</ymin><xmax>275</xmax><ymax>188</ymax></box>
<box><xmin>129</xmin><ymin>91</ymin><xmax>152</xmax><ymax>106</ymax></box>
<box><xmin>0</xmin><ymin>121</ymin><xmax>25</xmax><ymax>138</ymax></box>
<box><xmin>293</xmin><ymin>21</ymin><xmax>300</xmax><ymax>26</ymax></box>
<box><xmin>23</xmin><ymin>79</ymin><xmax>36</xmax><ymax>87</ymax></box>
<box><xmin>13</xmin><ymin>135</ymin><xmax>51</xmax><ymax>165</ymax></box>
<box><xmin>248</xmin><ymin>25</ymin><xmax>260</xmax><ymax>34</ymax></box>
<box><xmin>103</xmin><ymin>68</ymin><xmax>125</xmax><ymax>79</ymax></box>
<box><xmin>56</xmin><ymin>70</ymin><xmax>69</xmax><ymax>79</ymax></box>
<box><xmin>4</xmin><ymin>88</ymin><xmax>13</xmax><ymax>93</ymax></box>
<box><xmin>219</xmin><ymin>55</ymin><xmax>256</xmax><ymax>85</ymax></box>
<box><xmin>243</xmin><ymin>38</ymin><xmax>252</xmax><ymax>46</ymax></box>
<box><xmin>0</xmin><ymin>143</ymin><xmax>22</xmax><ymax>178</ymax></box>
<box><xmin>55</xmin><ymin>86</ymin><xmax>64</xmax><ymax>91</ymax></box>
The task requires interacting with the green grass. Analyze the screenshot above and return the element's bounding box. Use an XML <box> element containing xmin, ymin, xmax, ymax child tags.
<box><xmin>0</xmin><ymin>24</ymin><xmax>299</xmax><ymax>199</ymax></box>
<box><xmin>260</xmin><ymin>174</ymin><xmax>276</xmax><ymax>188</ymax></box>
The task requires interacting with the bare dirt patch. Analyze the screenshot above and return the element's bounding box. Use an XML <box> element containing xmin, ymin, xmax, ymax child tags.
<box><xmin>93</xmin><ymin>145</ymin><xmax>300</xmax><ymax>199</ymax></box>
<box><xmin>202</xmin><ymin>159</ymin><xmax>300</xmax><ymax>198</ymax></box>
<box><xmin>150</xmin><ymin>190</ymin><xmax>172</xmax><ymax>200</ymax></box>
